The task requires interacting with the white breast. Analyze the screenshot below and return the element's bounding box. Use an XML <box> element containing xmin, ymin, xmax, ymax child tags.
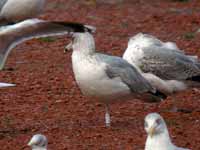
<box><xmin>72</xmin><ymin>52</ymin><xmax>131</xmax><ymax>102</ymax></box>
<box><xmin>123</xmin><ymin>44</ymin><xmax>144</xmax><ymax>71</ymax></box>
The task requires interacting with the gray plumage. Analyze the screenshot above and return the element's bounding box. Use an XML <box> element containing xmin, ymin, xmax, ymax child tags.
<box><xmin>0</xmin><ymin>0</ymin><xmax>7</xmax><ymax>12</ymax></box>
<box><xmin>68</xmin><ymin>32</ymin><xmax>164</xmax><ymax>126</ymax></box>
<box><xmin>123</xmin><ymin>33</ymin><xmax>200</xmax><ymax>94</ymax></box>
<box><xmin>140</xmin><ymin>46</ymin><xmax>200</xmax><ymax>80</ymax></box>
<box><xmin>0</xmin><ymin>0</ymin><xmax>46</xmax><ymax>26</ymax></box>
<box><xmin>102</xmin><ymin>54</ymin><xmax>154</xmax><ymax>93</ymax></box>
<box><xmin>0</xmin><ymin>19</ymin><xmax>95</xmax><ymax>70</ymax></box>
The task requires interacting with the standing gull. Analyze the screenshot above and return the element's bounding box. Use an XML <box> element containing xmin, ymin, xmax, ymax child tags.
<box><xmin>123</xmin><ymin>33</ymin><xmax>200</xmax><ymax>95</ymax></box>
<box><xmin>28</xmin><ymin>134</ymin><xmax>47</xmax><ymax>150</ymax></box>
<box><xmin>65</xmin><ymin>32</ymin><xmax>166</xmax><ymax>126</ymax></box>
<box><xmin>0</xmin><ymin>0</ymin><xmax>46</xmax><ymax>26</ymax></box>
<box><xmin>144</xmin><ymin>113</ymin><xmax>190</xmax><ymax>150</ymax></box>
<box><xmin>0</xmin><ymin>18</ymin><xmax>95</xmax><ymax>70</ymax></box>
<box><xmin>0</xmin><ymin>22</ymin><xmax>163</xmax><ymax>126</ymax></box>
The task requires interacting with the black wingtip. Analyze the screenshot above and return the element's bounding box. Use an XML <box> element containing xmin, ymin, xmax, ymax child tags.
<box><xmin>150</xmin><ymin>90</ymin><xmax>167</xmax><ymax>100</ymax></box>
<box><xmin>187</xmin><ymin>76</ymin><xmax>200</xmax><ymax>82</ymax></box>
<box><xmin>52</xmin><ymin>22</ymin><xmax>96</xmax><ymax>33</ymax></box>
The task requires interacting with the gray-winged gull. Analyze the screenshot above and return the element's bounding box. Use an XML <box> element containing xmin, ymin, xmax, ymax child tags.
<box><xmin>123</xmin><ymin>33</ymin><xmax>200</xmax><ymax>95</ymax></box>
<box><xmin>65</xmin><ymin>32</ymin><xmax>166</xmax><ymax>127</ymax></box>
<box><xmin>28</xmin><ymin>134</ymin><xmax>47</xmax><ymax>150</ymax></box>
<box><xmin>0</xmin><ymin>0</ymin><xmax>46</xmax><ymax>26</ymax></box>
<box><xmin>0</xmin><ymin>22</ymin><xmax>164</xmax><ymax>126</ymax></box>
<box><xmin>0</xmin><ymin>18</ymin><xmax>95</xmax><ymax>70</ymax></box>
<box><xmin>144</xmin><ymin>113</ymin><xmax>190</xmax><ymax>150</ymax></box>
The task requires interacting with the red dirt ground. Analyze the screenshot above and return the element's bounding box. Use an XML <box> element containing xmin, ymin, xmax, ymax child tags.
<box><xmin>0</xmin><ymin>0</ymin><xmax>200</xmax><ymax>149</ymax></box>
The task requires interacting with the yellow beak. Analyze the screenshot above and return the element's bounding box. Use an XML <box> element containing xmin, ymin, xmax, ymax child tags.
<box><xmin>149</xmin><ymin>126</ymin><xmax>156</xmax><ymax>138</ymax></box>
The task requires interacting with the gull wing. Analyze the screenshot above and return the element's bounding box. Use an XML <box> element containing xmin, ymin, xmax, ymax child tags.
<box><xmin>139</xmin><ymin>46</ymin><xmax>200</xmax><ymax>80</ymax></box>
<box><xmin>0</xmin><ymin>18</ymin><xmax>95</xmax><ymax>70</ymax></box>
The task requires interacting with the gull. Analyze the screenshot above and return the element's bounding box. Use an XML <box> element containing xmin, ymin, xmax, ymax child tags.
<box><xmin>123</xmin><ymin>33</ymin><xmax>200</xmax><ymax>95</ymax></box>
<box><xmin>0</xmin><ymin>21</ymin><xmax>163</xmax><ymax>126</ymax></box>
<box><xmin>0</xmin><ymin>18</ymin><xmax>95</xmax><ymax>70</ymax></box>
<box><xmin>65</xmin><ymin>32</ymin><xmax>166</xmax><ymax>127</ymax></box>
<box><xmin>144</xmin><ymin>113</ymin><xmax>190</xmax><ymax>150</ymax></box>
<box><xmin>0</xmin><ymin>0</ymin><xmax>46</xmax><ymax>26</ymax></box>
<box><xmin>28</xmin><ymin>134</ymin><xmax>47</xmax><ymax>150</ymax></box>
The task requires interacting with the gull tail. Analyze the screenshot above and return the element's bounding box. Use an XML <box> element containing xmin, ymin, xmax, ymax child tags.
<box><xmin>0</xmin><ymin>19</ymin><xmax>96</xmax><ymax>70</ymax></box>
<box><xmin>187</xmin><ymin>76</ymin><xmax>200</xmax><ymax>82</ymax></box>
<box><xmin>0</xmin><ymin>82</ymin><xmax>15</xmax><ymax>88</ymax></box>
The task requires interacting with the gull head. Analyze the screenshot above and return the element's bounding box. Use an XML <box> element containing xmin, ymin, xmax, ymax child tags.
<box><xmin>128</xmin><ymin>33</ymin><xmax>162</xmax><ymax>49</ymax></box>
<box><xmin>28</xmin><ymin>134</ymin><xmax>47</xmax><ymax>149</ymax></box>
<box><xmin>65</xmin><ymin>32</ymin><xmax>95</xmax><ymax>53</ymax></box>
<box><xmin>144</xmin><ymin>113</ymin><xmax>167</xmax><ymax>138</ymax></box>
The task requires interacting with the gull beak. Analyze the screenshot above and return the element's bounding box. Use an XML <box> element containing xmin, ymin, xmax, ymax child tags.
<box><xmin>64</xmin><ymin>41</ymin><xmax>73</xmax><ymax>53</ymax></box>
<box><xmin>149</xmin><ymin>126</ymin><xmax>156</xmax><ymax>138</ymax></box>
<box><xmin>27</xmin><ymin>140</ymin><xmax>35</xmax><ymax>147</ymax></box>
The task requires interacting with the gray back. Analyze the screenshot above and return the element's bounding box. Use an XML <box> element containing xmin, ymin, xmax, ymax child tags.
<box><xmin>140</xmin><ymin>46</ymin><xmax>200</xmax><ymax>80</ymax></box>
<box><xmin>96</xmin><ymin>53</ymin><xmax>155</xmax><ymax>93</ymax></box>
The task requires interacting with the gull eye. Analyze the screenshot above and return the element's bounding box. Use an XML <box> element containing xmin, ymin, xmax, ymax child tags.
<box><xmin>144</xmin><ymin>121</ymin><xmax>148</xmax><ymax>128</ymax></box>
<box><xmin>156</xmin><ymin>118</ymin><xmax>162</xmax><ymax>125</ymax></box>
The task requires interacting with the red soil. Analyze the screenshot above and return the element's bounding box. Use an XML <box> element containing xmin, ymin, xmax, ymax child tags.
<box><xmin>0</xmin><ymin>0</ymin><xmax>200</xmax><ymax>149</ymax></box>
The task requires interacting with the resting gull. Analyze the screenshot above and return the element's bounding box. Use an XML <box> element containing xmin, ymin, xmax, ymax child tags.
<box><xmin>0</xmin><ymin>0</ymin><xmax>46</xmax><ymax>26</ymax></box>
<box><xmin>28</xmin><ymin>134</ymin><xmax>47</xmax><ymax>150</ymax></box>
<box><xmin>123</xmin><ymin>33</ymin><xmax>200</xmax><ymax>95</ymax></box>
<box><xmin>0</xmin><ymin>18</ymin><xmax>95</xmax><ymax>70</ymax></box>
<box><xmin>65</xmin><ymin>32</ymin><xmax>166</xmax><ymax>127</ymax></box>
<box><xmin>145</xmin><ymin>113</ymin><xmax>190</xmax><ymax>150</ymax></box>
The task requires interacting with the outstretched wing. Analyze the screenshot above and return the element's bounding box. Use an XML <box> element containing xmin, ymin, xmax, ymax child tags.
<box><xmin>0</xmin><ymin>18</ymin><xmax>95</xmax><ymax>70</ymax></box>
<box><xmin>0</xmin><ymin>0</ymin><xmax>7</xmax><ymax>12</ymax></box>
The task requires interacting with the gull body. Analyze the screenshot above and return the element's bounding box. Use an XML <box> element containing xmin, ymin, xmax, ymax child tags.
<box><xmin>123</xmin><ymin>33</ymin><xmax>200</xmax><ymax>95</ymax></box>
<box><xmin>0</xmin><ymin>0</ymin><xmax>46</xmax><ymax>26</ymax></box>
<box><xmin>28</xmin><ymin>134</ymin><xmax>47</xmax><ymax>150</ymax></box>
<box><xmin>145</xmin><ymin>113</ymin><xmax>190</xmax><ymax>150</ymax></box>
<box><xmin>68</xmin><ymin>32</ymin><xmax>165</xmax><ymax>126</ymax></box>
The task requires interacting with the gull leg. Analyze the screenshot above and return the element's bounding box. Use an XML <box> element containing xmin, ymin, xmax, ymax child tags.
<box><xmin>105</xmin><ymin>104</ymin><xmax>111</xmax><ymax>127</ymax></box>
<box><xmin>170</xmin><ymin>98</ymin><xmax>192</xmax><ymax>113</ymax></box>
<box><xmin>169</xmin><ymin>97</ymin><xmax>177</xmax><ymax>112</ymax></box>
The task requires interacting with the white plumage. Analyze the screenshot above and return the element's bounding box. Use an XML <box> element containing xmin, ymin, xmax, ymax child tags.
<box><xmin>0</xmin><ymin>82</ymin><xmax>15</xmax><ymax>87</ymax></box>
<box><xmin>145</xmin><ymin>113</ymin><xmax>190</xmax><ymax>150</ymax></box>
<box><xmin>28</xmin><ymin>134</ymin><xmax>47</xmax><ymax>150</ymax></box>
<box><xmin>67</xmin><ymin>32</ymin><xmax>164</xmax><ymax>127</ymax></box>
<box><xmin>123</xmin><ymin>33</ymin><xmax>200</xmax><ymax>94</ymax></box>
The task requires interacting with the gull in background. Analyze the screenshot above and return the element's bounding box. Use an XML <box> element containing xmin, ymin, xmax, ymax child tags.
<box><xmin>27</xmin><ymin>134</ymin><xmax>47</xmax><ymax>150</ymax></box>
<box><xmin>0</xmin><ymin>18</ymin><xmax>95</xmax><ymax>70</ymax></box>
<box><xmin>123</xmin><ymin>33</ymin><xmax>200</xmax><ymax>95</ymax></box>
<box><xmin>65</xmin><ymin>32</ymin><xmax>166</xmax><ymax>127</ymax></box>
<box><xmin>0</xmin><ymin>0</ymin><xmax>46</xmax><ymax>26</ymax></box>
<box><xmin>145</xmin><ymin>113</ymin><xmax>190</xmax><ymax>150</ymax></box>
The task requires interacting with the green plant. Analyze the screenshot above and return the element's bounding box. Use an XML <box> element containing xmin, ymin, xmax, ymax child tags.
<box><xmin>183</xmin><ymin>32</ymin><xmax>195</xmax><ymax>40</ymax></box>
<box><xmin>37</xmin><ymin>37</ymin><xmax>56</xmax><ymax>43</ymax></box>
